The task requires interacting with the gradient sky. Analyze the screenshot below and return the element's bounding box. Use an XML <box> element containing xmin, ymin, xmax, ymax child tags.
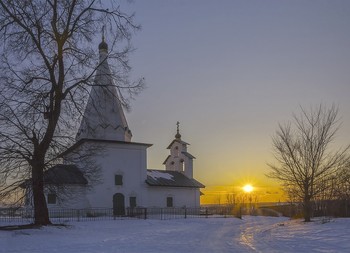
<box><xmin>118</xmin><ymin>0</ymin><xmax>350</xmax><ymax>203</ymax></box>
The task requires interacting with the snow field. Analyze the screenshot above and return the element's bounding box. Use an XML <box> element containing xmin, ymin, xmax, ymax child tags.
<box><xmin>1</xmin><ymin>216</ymin><xmax>349</xmax><ymax>253</ymax></box>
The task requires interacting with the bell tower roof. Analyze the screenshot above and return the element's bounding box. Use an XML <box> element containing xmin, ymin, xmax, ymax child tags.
<box><xmin>75</xmin><ymin>36</ymin><xmax>132</xmax><ymax>142</ymax></box>
<box><xmin>166</xmin><ymin>122</ymin><xmax>189</xmax><ymax>149</ymax></box>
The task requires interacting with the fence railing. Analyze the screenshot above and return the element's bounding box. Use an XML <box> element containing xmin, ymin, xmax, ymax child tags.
<box><xmin>0</xmin><ymin>206</ymin><xmax>242</xmax><ymax>224</ymax></box>
<box><xmin>4</xmin><ymin>202</ymin><xmax>348</xmax><ymax>225</ymax></box>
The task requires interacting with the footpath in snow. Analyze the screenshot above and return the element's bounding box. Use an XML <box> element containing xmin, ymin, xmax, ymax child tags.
<box><xmin>1</xmin><ymin>216</ymin><xmax>350</xmax><ymax>253</ymax></box>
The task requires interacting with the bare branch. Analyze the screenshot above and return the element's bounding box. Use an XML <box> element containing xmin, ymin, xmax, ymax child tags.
<box><xmin>0</xmin><ymin>0</ymin><xmax>142</xmax><ymax>225</ymax></box>
<box><xmin>267</xmin><ymin>104</ymin><xmax>350</xmax><ymax>221</ymax></box>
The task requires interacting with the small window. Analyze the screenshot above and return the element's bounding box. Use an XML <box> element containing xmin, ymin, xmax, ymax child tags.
<box><xmin>167</xmin><ymin>197</ymin><xmax>173</xmax><ymax>207</ymax></box>
<box><xmin>175</xmin><ymin>146</ymin><xmax>180</xmax><ymax>156</ymax></box>
<box><xmin>47</xmin><ymin>193</ymin><xmax>57</xmax><ymax>204</ymax></box>
<box><xmin>129</xmin><ymin>197</ymin><xmax>136</xmax><ymax>208</ymax></box>
<box><xmin>115</xmin><ymin>175</ymin><xmax>123</xmax><ymax>185</ymax></box>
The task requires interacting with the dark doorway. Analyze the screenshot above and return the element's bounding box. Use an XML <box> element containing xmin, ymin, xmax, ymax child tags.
<box><xmin>113</xmin><ymin>193</ymin><xmax>125</xmax><ymax>216</ymax></box>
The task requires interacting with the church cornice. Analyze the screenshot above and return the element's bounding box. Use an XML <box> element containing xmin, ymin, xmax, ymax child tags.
<box><xmin>59</xmin><ymin>138</ymin><xmax>152</xmax><ymax>158</ymax></box>
<box><xmin>181</xmin><ymin>151</ymin><xmax>196</xmax><ymax>159</ymax></box>
<box><xmin>162</xmin><ymin>155</ymin><xmax>171</xmax><ymax>165</ymax></box>
<box><xmin>166</xmin><ymin>139</ymin><xmax>189</xmax><ymax>149</ymax></box>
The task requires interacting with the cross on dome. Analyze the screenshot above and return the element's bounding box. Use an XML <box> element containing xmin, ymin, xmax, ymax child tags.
<box><xmin>98</xmin><ymin>25</ymin><xmax>108</xmax><ymax>51</ymax></box>
<box><xmin>175</xmin><ymin>121</ymin><xmax>181</xmax><ymax>140</ymax></box>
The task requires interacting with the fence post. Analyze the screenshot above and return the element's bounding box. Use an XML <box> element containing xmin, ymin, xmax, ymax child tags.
<box><xmin>161</xmin><ymin>208</ymin><xmax>163</xmax><ymax>220</ymax></box>
<box><xmin>345</xmin><ymin>199</ymin><xmax>348</xmax><ymax>217</ymax></box>
<box><xmin>184</xmin><ymin>208</ymin><xmax>187</xmax><ymax>219</ymax></box>
<box><xmin>77</xmin><ymin>209</ymin><xmax>80</xmax><ymax>222</ymax></box>
<box><xmin>205</xmin><ymin>207</ymin><xmax>208</xmax><ymax>218</ymax></box>
<box><xmin>144</xmin><ymin>208</ymin><xmax>147</xmax><ymax>220</ymax></box>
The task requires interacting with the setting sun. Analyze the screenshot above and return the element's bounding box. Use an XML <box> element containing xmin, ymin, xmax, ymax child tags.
<box><xmin>243</xmin><ymin>184</ymin><xmax>253</xmax><ymax>193</ymax></box>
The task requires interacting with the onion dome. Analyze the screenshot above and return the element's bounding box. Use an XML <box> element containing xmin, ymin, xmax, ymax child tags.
<box><xmin>99</xmin><ymin>39</ymin><xmax>108</xmax><ymax>51</ymax></box>
<box><xmin>99</xmin><ymin>27</ymin><xmax>108</xmax><ymax>51</ymax></box>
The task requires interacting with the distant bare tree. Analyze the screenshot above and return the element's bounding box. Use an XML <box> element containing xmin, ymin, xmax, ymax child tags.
<box><xmin>333</xmin><ymin>165</ymin><xmax>350</xmax><ymax>216</ymax></box>
<box><xmin>0</xmin><ymin>0</ymin><xmax>143</xmax><ymax>225</ymax></box>
<box><xmin>268</xmin><ymin>105</ymin><xmax>350</xmax><ymax>222</ymax></box>
<box><xmin>226</xmin><ymin>191</ymin><xmax>237</xmax><ymax>206</ymax></box>
<box><xmin>335</xmin><ymin>166</ymin><xmax>350</xmax><ymax>201</ymax></box>
<box><xmin>214</xmin><ymin>194</ymin><xmax>222</xmax><ymax>205</ymax></box>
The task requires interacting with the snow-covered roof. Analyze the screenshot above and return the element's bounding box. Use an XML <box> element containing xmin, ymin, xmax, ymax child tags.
<box><xmin>21</xmin><ymin>164</ymin><xmax>88</xmax><ymax>187</ymax></box>
<box><xmin>146</xmin><ymin>169</ymin><xmax>204</xmax><ymax>188</ymax></box>
<box><xmin>148</xmin><ymin>170</ymin><xmax>175</xmax><ymax>181</ymax></box>
<box><xmin>44</xmin><ymin>164</ymin><xmax>88</xmax><ymax>185</ymax></box>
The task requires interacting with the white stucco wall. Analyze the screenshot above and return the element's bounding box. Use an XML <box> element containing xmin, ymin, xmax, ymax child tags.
<box><xmin>81</xmin><ymin>141</ymin><xmax>149</xmax><ymax>209</ymax></box>
<box><xmin>147</xmin><ymin>186</ymin><xmax>201</xmax><ymax>208</ymax></box>
<box><xmin>57</xmin><ymin>140</ymin><xmax>202</xmax><ymax>210</ymax></box>
<box><xmin>183</xmin><ymin>157</ymin><xmax>193</xmax><ymax>179</ymax></box>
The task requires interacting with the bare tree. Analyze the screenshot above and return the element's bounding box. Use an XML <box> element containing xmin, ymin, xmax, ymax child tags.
<box><xmin>0</xmin><ymin>0</ymin><xmax>143</xmax><ymax>225</ymax></box>
<box><xmin>226</xmin><ymin>191</ymin><xmax>237</xmax><ymax>206</ymax></box>
<box><xmin>268</xmin><ymin>105</ymin><xmax>350</xmax><ymax>222</ymax></box>
<box><xmin>332</xmin><ymin>165</ymin><xmax>350</xmax><ymax>216</ymax></box>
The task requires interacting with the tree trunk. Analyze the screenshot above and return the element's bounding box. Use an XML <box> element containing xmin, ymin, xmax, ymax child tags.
<box><xmin>32</xmin><ymin>164</ymin><xmax>51</xmax><ymax>225</ymax></box>
<box><xmin>303</xmin><ymin>197</ymin><xmax>312</xmax><ymax>222</ymax></box>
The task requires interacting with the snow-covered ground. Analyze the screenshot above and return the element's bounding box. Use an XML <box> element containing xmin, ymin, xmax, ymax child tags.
<box><xmin>1</xmin><ymin>216</ymin><xmax>349</xmax><ymax>253</ymax></box>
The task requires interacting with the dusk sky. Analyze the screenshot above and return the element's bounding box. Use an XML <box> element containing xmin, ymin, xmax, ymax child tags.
<box><xmin>119</xmin><ymin>0</ymin><xmax>350</xmax><ymax>203</ymax></box>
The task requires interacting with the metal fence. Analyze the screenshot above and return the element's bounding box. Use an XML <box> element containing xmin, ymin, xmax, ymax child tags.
<box><xmin>0</xmin><ymin>206</ymin><xmax>242</xmax><ymax>224</ymax></box>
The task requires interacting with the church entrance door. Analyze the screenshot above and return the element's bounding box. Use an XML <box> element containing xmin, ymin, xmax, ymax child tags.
<box><xmin>113</xmin><ymin>193</ymin><xmax>125</xmax><ymax>216</ymax></box>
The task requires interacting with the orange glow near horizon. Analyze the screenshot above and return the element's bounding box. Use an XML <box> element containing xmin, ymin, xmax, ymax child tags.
<box><xmin>195</xmin><ymin>164</ymin><xmax>291</xmax><ymax>205</ymax></box>
<box><xmin>199</xmin><ymin>182</ymin><xmax>285</xmax><ymax>205</ymax></box>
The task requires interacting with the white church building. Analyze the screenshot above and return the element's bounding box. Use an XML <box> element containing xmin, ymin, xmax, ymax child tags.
<box><xmin>24</xmin><ymin>38</ymin><xmax>204</xmax><ymax>214</ymax></box>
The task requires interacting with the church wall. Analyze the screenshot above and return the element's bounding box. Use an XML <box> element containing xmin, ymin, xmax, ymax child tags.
<box><xmin>170</xmin><ymin>141</ymin><xmax>180</xmax><ymax>157</ymax></box>
<box><xmin>147</xmin><ymin>186</ymin><xmax>200</xmax><ymax>208</ymax></box>
<box><xmin>84</xmin><ymin>142</ymin><xmax>149</xmax><ymax>208</ymax></box>
<box><xmin>184</xmin><ymin>157</ymin><xmax>193</xmax><ymax>179</ymax></box>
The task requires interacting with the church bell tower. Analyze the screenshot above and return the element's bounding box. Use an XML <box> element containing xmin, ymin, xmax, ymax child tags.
<box><xmin>163</xmin><ymin>122</ymin><xmax>195</xmax><ymax>179</ymax></box>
